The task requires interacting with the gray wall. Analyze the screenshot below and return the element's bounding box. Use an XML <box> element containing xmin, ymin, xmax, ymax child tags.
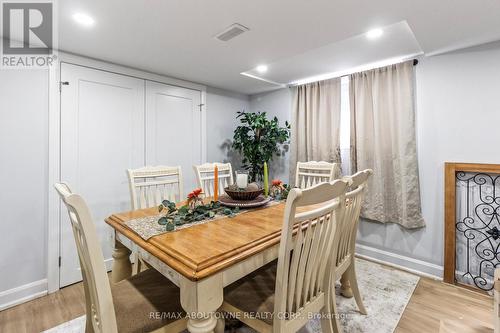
<box><xmin>249</xmin><ymin>88</ymin><xmax>292</xmax><ymax>183</ymax></box>
<box><xmin>206</xmin><ymin>87</ymin><xmax>250</xmax><ymax>168</ymax></box>
<box><xmin>248</xmin><ymin>42</ymin><xmax>500</xmax><ymax>276</ymax></box>
<box><xmin>208</xmin><ymin>87</ymin><xmax>292</xmax><ymax>180</ymax></box>
<box><xmin>0</xmin><ymin>69</ymin><xmax>49</xmax><ymax>307</ymax></box>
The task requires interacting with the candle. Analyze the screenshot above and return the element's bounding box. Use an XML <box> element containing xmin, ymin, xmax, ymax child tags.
<box><xmin>263</xmin><ymin>162</ymin><xmax>269</xmax><ymax>197</ymax></box>
<box><xmin>236</xmin><ymin>173</ymin><xmax>249</xmax><ymax>189</ymax></box>
<box><xmin>214</xmin><ymin>165</ymin><xmax>219</xmax><ymax>201</ymax></box>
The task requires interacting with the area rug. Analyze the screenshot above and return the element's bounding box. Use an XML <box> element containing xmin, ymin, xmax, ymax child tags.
<box><xmin>42</xmin><ymin>259</ymin><xmax>419</xmax><ymax>333</ymax></box>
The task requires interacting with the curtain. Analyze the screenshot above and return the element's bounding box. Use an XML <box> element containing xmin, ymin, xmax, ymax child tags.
<box><xmin>350</xmin><ymin>61</ymin><xmax>425</xmax><ymax>228</ymax></box>
<box><xmin>290</xmin><ymin>78</ymin><xmax>342</xmax><ymax>184</ymax></box>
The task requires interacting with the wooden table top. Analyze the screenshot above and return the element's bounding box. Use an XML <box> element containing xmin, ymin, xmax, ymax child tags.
<box><xmin>105</xmin><ymin>201</ymin><xmax>287</xmax><ymax>281</ymax></box>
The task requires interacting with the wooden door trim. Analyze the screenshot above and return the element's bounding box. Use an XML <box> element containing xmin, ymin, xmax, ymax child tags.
<box><xmin>444</xmin><ymin>162</ymin><xmax>500</xmax><ymax>285</ymax></box>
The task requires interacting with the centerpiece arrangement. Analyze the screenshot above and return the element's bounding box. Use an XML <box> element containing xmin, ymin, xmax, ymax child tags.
<box><xmin>218</xmin><ymin>167</ymin><xmax>269</xmax><ymax>208</ymax></box>
<box><xmin>156</xmin><ymin>111</ymin><xmax>291</xmax><ymax>232</ymax></box>
<box><xmin>218</xmin><ymin>111</ymin><xmax>291</xmax><ymax>208</ymax></box>
<box><xmin>224</xmin><ymin>182</ymin><xmax>262</xmax><ymax>200</ymax></box>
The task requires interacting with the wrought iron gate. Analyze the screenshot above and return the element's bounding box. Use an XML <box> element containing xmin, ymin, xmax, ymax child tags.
<box><xmin>455</xmin><ymin>172</ymin><xmax>500</xmax><ymax>291</ymax></box>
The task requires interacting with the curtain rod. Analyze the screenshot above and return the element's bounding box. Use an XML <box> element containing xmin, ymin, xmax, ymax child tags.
<box><xmin>347</xmin><ymin>58</ymin><xmax>419</xmax><ymax>76</ymax></box>
<box><xmin>288</xmin><ymin>58</ymin><xmax>420</xmax><ymax>87</ymax></box>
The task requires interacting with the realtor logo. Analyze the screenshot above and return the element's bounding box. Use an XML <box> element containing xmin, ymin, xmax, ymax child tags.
<box><xmin>1</xmin><ymin>1</ymin><xmax>57</xmax><ymax>68</ymax></box>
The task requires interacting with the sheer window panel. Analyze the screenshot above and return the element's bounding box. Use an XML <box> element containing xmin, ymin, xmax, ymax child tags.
<box><xmin>340</xmin><ymin>76</ymin><xmax>351</xmax><ymax>176</ymax></box>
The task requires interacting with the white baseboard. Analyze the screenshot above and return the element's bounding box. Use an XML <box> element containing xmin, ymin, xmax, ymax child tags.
<box><xmin>1</xmin><ymin>258</ymin><xmax>113</xmax><ymax>311</ymax></box>
<box><xmin>0</xmin><ymin>279</ymin><xmax>48</xmax><ymax>311</ymax></box>
<box><xmin>355</xmin><ymin>243</ymin><xmax>443</xmax><ymax>280</ymax></box>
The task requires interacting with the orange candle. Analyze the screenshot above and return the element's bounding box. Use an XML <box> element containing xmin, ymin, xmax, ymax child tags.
<box><xmin>213</xmin><ymin>165</ymin><xmax>219</xmax><ymax>201</ymax></box>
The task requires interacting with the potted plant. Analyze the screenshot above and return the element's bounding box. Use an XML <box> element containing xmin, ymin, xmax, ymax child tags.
<box><xmin>232</xmin><ymin>111</ymin><xmax>290</xmax><ymax>182</ymax></box>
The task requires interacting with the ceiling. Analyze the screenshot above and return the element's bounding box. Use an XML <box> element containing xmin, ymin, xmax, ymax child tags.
<box><xmin>243</xmin><ymin>21</ymin><xmax>423</xmax><ymax>85</ymax></box>
<box><xmin>57</xmin><ymin>0</ymin><xmax>500</xmax><ymax>95</ymax></box>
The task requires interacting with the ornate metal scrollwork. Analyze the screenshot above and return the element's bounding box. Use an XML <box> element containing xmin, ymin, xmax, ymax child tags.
<box><xmin>455</xmin><ymin>172</ymin><xmax>500</xmax><ymax>291</ymax></box>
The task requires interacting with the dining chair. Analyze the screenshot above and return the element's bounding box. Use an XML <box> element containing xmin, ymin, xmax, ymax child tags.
<box><xmin>330</xmin><ymin>169</ymin><xmax>373</xmax><ymax>332</ymax></box>
<box><xmin>193</xmin><ymin>162</ymin><xmax>233</xmax><ymax>196</ymax></box>
<box><xmin>127</xmin><ymin>166</ymin><xmax>183</xmax><ymax>274</ymax></box>
<box><xmin>218</xmin><ymin>179</ymin><xmax>350</xmax><ymax>333</ymax></box>
<box><xmin>54</xmin><ymin>182</ymin><xmax>187</xmax><ymax>333</ymax></box>
<box><xmin>127</xmin><ymin>166</ymin><xmax>183</xmax><ymax>209</ymax></box>
<box><xmin>295</xmin><ymin>161</ymin><xmax>340</xmax><ymax>189</ymax></box>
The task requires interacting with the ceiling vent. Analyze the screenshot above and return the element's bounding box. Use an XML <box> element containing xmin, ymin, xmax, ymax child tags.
<box><xmin>214</xmin><ymin>23</ymin><xmax>249</xmax><ymax>42</ymax></box>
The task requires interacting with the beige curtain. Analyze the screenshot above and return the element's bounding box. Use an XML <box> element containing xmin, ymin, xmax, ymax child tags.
<box><xmin>350</xmin><ymin>61</ymin><xmax>425</xmax><ymax>228</ymax></box>
<box><xmin>290</xmin><ymin>78</ymin><xmax>342</xmax><ymax>184</ymax></box>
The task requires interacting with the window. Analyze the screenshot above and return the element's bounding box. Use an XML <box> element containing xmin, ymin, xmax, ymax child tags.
<box><xmin>339</xmin><ymin>76</ymin><xmax>350</xmax><ymax>175</ymax></box>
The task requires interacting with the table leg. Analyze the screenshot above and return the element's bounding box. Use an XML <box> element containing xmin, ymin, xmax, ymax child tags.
<box><xmin>180</xmin><ymin>274</ymin><xmax>223</xmax><ymax>333</ymax></box>
<box><xmin>340</xmin><ymin>273</ymin><xmax>353</xmax><ymax>298</ymax></box>
<box><xmin>111</xmin><ymin>238</ymin><xmax>132</xmax><ymax>283</ymax></box>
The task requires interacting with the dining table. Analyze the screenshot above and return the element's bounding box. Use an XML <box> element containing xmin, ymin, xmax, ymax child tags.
<box><xmin>105</xmin><ymin>199</ymin><xmax>353</xmax><ymax>333</ymax></box>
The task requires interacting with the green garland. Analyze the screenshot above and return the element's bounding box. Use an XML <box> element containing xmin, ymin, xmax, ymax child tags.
<box><xmin>158</xmin><ymin>200</ymin><xmax>239</xmax><ymax>231</ymax></box>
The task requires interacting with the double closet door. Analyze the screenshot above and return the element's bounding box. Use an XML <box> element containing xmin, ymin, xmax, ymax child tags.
<box><xmin>59</xmin><ymin>63</ymin><xmax>202</xmax><ymax>287</ymax></box>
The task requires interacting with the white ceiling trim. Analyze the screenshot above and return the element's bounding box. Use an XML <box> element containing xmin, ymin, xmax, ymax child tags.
<box><xmin>288</xmin><ymin>52</ymin><xmax>423</xmax><ymax>86</ymax></box>
<box><xmin>240</xmin><ymin>72</ymin><xmax>286</xmax><ymax>87</ymax></box>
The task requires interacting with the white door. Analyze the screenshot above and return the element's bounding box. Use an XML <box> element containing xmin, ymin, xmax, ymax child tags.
<box><xmin>145</xmin><ymin>81</ymin><xmax>202</xmax><ymax>195</ymax></box>
<box><xmin>60</xmin><ymin>63</ymin><xmax>145</xmax><ymax>287</ymax></box>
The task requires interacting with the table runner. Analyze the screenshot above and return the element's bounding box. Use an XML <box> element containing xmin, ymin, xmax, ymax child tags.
<box><xmin>125</xmin><ymin>200</ymin><xmax>282</xmax><ymax>240</ymax></box>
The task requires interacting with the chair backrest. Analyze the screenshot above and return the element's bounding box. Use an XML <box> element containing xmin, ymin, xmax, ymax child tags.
<box><xmin>273</xmin><ymin>179</ymin><xmax>349</xmax><ymax>329</ymax></box>
<box><xmin>193</xmin><ymin>162</ymin><xmax>233</xmax><ymax>197</ymax></box>
<box><xmin>335</xmin><ymin>169</ymin><xmax>373</xmax><ymax>275</ymax></box>
<box><xmin>295</xmin><ymin>161</ymin><xmax>340</xmax><ymax>189</ymax></box>
<box><xmin>54</xmin><ymin>183</ymin><xmax>117</xmax><ymax>333</ymax></box>
<box><xmin>127</xmin><ymin>166</ymin><xmax>183</xmax><ymax>209</ymax></box>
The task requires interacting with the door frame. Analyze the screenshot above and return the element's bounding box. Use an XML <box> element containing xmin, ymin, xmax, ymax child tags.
<box><xmin>47</xmin><ymin>52</ymin><xmax>206</xmax><ymax>292</ymax></box>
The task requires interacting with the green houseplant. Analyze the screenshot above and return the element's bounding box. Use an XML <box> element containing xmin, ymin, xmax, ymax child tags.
<box><xmin>232</xmin><ymin>111</ymin><xmax>290</xmax><ymax>182</ymax></box>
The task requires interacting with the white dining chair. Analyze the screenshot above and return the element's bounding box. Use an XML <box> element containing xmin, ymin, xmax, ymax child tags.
<box><xmin>127</xmin><ymin>165</ymin><xmax>183</xmax><ymax>209</ymax></box>
<box><xmin>193</xmin><ymin>162</ymin><xmax>233</xmax><ymax>197</ymax></box>
<box><xmin>54</xmin><ymin>183</ymin><xmax>187</xmax><ymax>333</ymax></box>
<box><xmin>331</xmin><ymin>169</ymin><xmax>373</xmax><ymax>332</ymax></box>
<box><xmin>295</xmin><ymin>161</ymin><xmax>340</xmax><ymax>189</ymax></box>
<box><xmin>218</xmin><ymin>179</ymin><xmax>350</xmax><ymax>333</ymax></box>
<box><xmin>127</xmin><ymin>166</ymin><xmax>183</xmax><ymax>274</ymax></box>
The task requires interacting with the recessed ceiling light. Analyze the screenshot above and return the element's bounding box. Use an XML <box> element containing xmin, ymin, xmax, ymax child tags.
<box><xmin>366</xmin><ymin>28</ymin><xmax>383</xmax><ymax>40</ymax></box>
<box><xmin>256</xmin><ymin>65</ymin><xmax>268</xmax><ymax>73</ymax></box>
<box><xmin>73</xmin><ymin>13</ymin><xmax>95</xmax><ymax>27</ymax></box>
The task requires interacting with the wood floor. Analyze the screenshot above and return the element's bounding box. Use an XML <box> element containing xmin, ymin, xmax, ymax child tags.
<box><xmin>396</xmin><ymin>278</ymin><xmax>493</xmax><ymax>333</ymax></box>
<box><xmin>0</xmin><ymin>274</ymin><xmax>493</xmax><ymax>333</ymax></box>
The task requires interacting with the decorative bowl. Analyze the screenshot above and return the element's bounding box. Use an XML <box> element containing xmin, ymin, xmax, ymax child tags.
<box><xmin>224</xmin><ymin>187</ymin><xmax>263</xmax><ymax>201</ymax></box>
<box><xmin>219</xmin><ymin>195</ymin><xmax>271</xmax><ymax>208</ymax></box>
